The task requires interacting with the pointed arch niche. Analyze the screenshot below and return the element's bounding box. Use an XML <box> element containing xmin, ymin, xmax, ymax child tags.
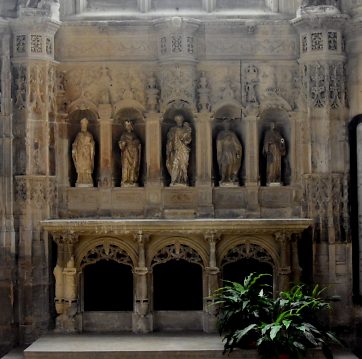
<box><xmin>113</xmin><ymin>104</ymin><xmax>145</xmax><ymax>187</ymax></box>
<box><xmin>68</xmin><ymin>100</ymin><xmax>99</xmax><ymax>187</ymax></box>
<box><xmin>212</xmin><ymin>102</ymin><xmax>245</xmax><ymax>186</ymax></box>
<box><xmin>162</xmin><ymin>101</ymin><xmax>196</xmax><ymax>187</ymax></box>
<box><xmin>76</xmin><ymin>237</ymin><xmax>136</xmax><ymax>331</ymax></box>
<box><xmin>258</xmin><ymin>108</ymin><xmax>292</xmax><ymax>187</ymax></box>
<box><xmin>149</xmin><ymin>239</ymin><xmax>205</xmax><ymax>331</ymax></box>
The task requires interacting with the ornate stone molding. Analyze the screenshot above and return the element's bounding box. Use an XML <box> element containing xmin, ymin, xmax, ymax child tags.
<box><xmin>79</xmin><ymin>243</ymin><xmax>133</xmax><ymax>270</ymax></box>
<box><xmin>221</xmin><ymin>242</ymin><xmax>274</xmax><ymax>268</ymax></box>
<box><xmin>42</xmin><ymin>218</ymin><xmax>312</xmax><ymax>236</ymax></box>
<box><xmin>151</xmin><ymin>242</ymin><xmax>203</xmax><ymax>268</ymax></box>
<box><xmin>303</xmin><ymin>173</ymin><xmax>349</xmax><ymax>243</ymax></box>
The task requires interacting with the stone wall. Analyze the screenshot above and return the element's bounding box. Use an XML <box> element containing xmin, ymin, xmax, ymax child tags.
<box><xmin>0</xmin><ymin>0</ymin><xmax>361</xmax><ymax>354</ymax></box>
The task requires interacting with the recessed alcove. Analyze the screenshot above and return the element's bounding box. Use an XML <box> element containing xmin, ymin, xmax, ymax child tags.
<box><xmin>212</xmin><ymin>105</ymin><xmax>245</xmax><ymax>186</ymax></box>
<box><xmin>112</xmin><ymin>108</ymin><xmax>145</xmax><ymax>187</ymax></box>
<box><xmin>153</xmin><ymin>259</ymin><xmax>203</xmax><ymax>311</ymax></box>
<box><xmin>68</xmin><ymin>109</ymin><xmax>100</xmax><ymax>188</ymax></box>
<box><xmin>222</xmin><ymin>258</ymin><xmax>273</xmax><ymax>287</ymax></box>
<box><xmin>83</xmin><ymin>260</ymin><xmax>133</xmax><ymax>311</ymax></box>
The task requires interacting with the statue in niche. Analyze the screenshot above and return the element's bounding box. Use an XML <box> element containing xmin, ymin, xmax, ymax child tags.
<box><xmin>166</xmin><ymin>114</ymin><xmax>192</xmax><ymax>186</ymax></box>
<box><xmin>119</xmin><ymin>119</ymin><xmax>141</xmax><ymax>187</ymax></box>
<box><xmin>72</xmin><ymin>118</ymin><xmax>95</xmax><ymax>187</ymax></box>
<box><xmin>216</xmin><ymin>120</ymin><xmax>242</xmax><ymax>186</ymax></box>
<box><xmin>262</xmin><ymin>122</ymin><xmax>286</xmax><ymax>186</ymax></box>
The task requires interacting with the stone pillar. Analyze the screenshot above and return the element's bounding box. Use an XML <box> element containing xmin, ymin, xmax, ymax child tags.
<box><xmin>202</xmin><ymin>0</ymin><xmax>216</xmax><ymax>12</ymax></box>
<box><xmin>98</xmin><ymin>104</ymin><xmax>113</xmax><ymax>188</ymax></box>
<box><xmin>275</xmin><ymin>232</ymin><xmax>291</xmax><ymax>292</ymax></box>
<box><xmin>132</xmin><ymin>232</ymin><xmax>152</xmax><ymax>333</ymax></box>
<box><xmin>244</xmin><ymin>111</ymin><xmax>259</xmax><ymax>186</ymax></box>
<box><xmin>145</xmin><ymin>112</ymin><xmax>163</xmax><ymax>217</ymax></box>
<box><xmin>0</xmin><ymin>21</ymin><xmax>16</xmax><ymax>355</ymax></box>
<box><xmin>203</xmin><ymin>231</ymin><xmax>220</xmax><ymax>333</ymax></box>
<box><xmin>291</xmin><ymin>234</ymin><xmax>302</xmax><ymax>283</ymax></box>
<box><xmin>53</xmin><ymin>233</ymin><xmax>79</xmax><ymax>333</ymax></box>
<box><xmin>11</xmin><ymin>9</ymin><xmax>60</xmax><ymax>343</ymax></box>
<box><xmin>292</xmin><ymin>6</ymin><xmax>352</xmax><ymax>326</ymax></box>
<box><xmin>358</xmin><ymin>123</ymin><xmax>362</xmax><ymax>295</ymax></box>
<box><xmin>195</xmin><ymin>112</ymin><xmax>214</xmax><ymax>217</ymax></box>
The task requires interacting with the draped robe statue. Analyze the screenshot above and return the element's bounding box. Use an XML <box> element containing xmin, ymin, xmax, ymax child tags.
<box><xmin>72</xmin><ymin>118</ymin><xmax>95</xmax><ymax>187</ymax></box>
<box><xmin>166</xmin><ymin>115</ymin><xmax>192</xmax><ymax>186</ymax></box>
<box><xmin>119</xmin><ymin>119</ymin><xmax>141</xmax><ymax>187</ymax></box>
<box><xmin>262</xmin><ymin>123</ymin><xmax>286</xmax><ymax>186</ymax></box>
<box><xmin>216</xmin><ymin>125</ymin><xmax>242</xmax><ymax>186</ymax></box>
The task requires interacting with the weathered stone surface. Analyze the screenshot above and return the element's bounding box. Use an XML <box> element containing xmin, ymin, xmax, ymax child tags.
<box><xmin>0</xmin><ymin>0</ymin><xmax>360</xmax><ymax>355</ymax></box>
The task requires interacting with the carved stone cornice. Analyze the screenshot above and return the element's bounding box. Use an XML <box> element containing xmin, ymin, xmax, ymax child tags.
<box><xmin>42</xmin><ymin>218</ymin><xmax>312</xmax><ymax>237</ymax></box>
<box><xmin>291</xmin><ymin>12</ymin><xmax>348</xmax><ymax>32</ymax></box>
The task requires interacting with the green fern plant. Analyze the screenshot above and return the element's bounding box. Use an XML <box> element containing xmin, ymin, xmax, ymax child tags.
<box><xmin>211</xmin><ymin>273</ymin><xmax>342</xmax><ymax>358</ymax></box>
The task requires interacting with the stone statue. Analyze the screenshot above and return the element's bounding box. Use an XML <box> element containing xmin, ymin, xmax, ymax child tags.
<box><xmin>166</xmin><ymin>114</ymin><xmax>192</xmax><ymax>186</ymax></box>
<box><xmin>217</xmin><ymin>121</ymin><xmax>242</xmax><ymax>186</ymax></box>
<box><xmin>72</xmin><ymin>118</ymin><xmax>95</xmax><ymax>187</ymax></box>
<box><xmin>119</xmin><ymin>119</ymin><xmax>141</xmax><ymax>187</ymax></box>
<box><xmin>262</xmin><ymin>123</ymin><xmax>286</xmax><ymax>186</ymax></box>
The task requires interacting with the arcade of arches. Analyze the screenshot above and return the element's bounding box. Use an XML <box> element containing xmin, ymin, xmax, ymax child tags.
<box><xmin>43</xmin><ymin>219</ymin><xmax>309</xmax><ymax>333</ymax></box>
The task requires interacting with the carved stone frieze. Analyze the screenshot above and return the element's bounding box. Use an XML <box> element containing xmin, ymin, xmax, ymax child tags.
<box><xmin>29</xmin><ymin>64</ymin><xmax>46</xmax><ymax>114</ymax></box>
<box><xmin>303</xmin><ymin>173</ymin><xmax>349</xmax><ymax>243</ymax></box>
<box><xmin>64</xmin><ymin>64</ymin><xmax>148</xmax><ymax>107</ymax></box>
<box><xmin>300</xmin><ymin>61</ymin><xmax>346</xmax><ymax>109</ymax></box>
<box><xmin>56</xmin><ymin>28</ymin><xmax>157</xmax><ymax>61</ymax></box>
<box><xmin>159</xmin><ymin>64</ymin><xmax>195</xmax><ymax>110</ymax></box>
<box><xmin>13</xmin><ymin>64</ymin><xmax>27</xmax><ymax>110</ymax></box>
<box><xmin>15</xmin><ymin>176</ymin><xmax>57</xmax><ymax>211</ymax></box>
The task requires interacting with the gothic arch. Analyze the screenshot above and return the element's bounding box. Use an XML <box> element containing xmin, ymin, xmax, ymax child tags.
<box><xmin>213</xmin><ymin>100</ymin><xmax>243</xmax><ymax>119</ymax></box>
<box><xmin>113</xmin><ymin>99</ymin><xmax>145</xmax><ymax>119</ymax></box>
<box><xmin>68</xmin><ymin>96</ymin><xmax>99</xmax><ymax>118</ymax></box>
<box><xmin>217</xmin><ymin>235</ymin><xmax>279</xmax><ymax>270</ymax></box>
<box><xmin>75</xmin><ymin>236</ymin><xmax>137</xmax><ymax>270</ymax></box>
<box><xmin>148</xmin><ymin>236</ymin><xmax>208</xmax><ymax>269</ymax></box>
<box><xmin>258</xmin><ymin>93</ymin><xmax>292</xmax><ymax>114</ymax></box>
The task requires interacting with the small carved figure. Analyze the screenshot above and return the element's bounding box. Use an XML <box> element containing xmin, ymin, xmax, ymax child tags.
<box><xmin>119</xmin><ymin>119</ymin><xmax>141</xmax><ymax>187</ymax></box>
<box><xmin>262</xmin><ymin>123</ymin><xmax>286</xmax><ymax>186</ymax></box>
<box><xmin>197</xmin><ymin>72</ymin><xmax>211</xmax><ymax>112</ymax></box>
<box><xmin>245</xmin><ymin>65</ymin><xmax>259</xmax><ymax>104</ymax></box>
<box><xmin>221</xmin><ymin>80</ymin><xmax>235</xmax><ymax>100</ymax></box>
<box><xmin>72</xmin><ymin>118</ymin><xmax>95</xmax><ymax>187</ymax></box>
<box><xmin>216</xmin><ymin>121</ymin><xmax>242</xmax><ymax>186</ymax></box>
<box><xmin>146</xmin><ymin>74</ymin><xmax>159</xmax><ymax>112</ymax></box>
<box><xmin>166</xmin><ymin>114</ymin><xmax>192</xmax><ymax>186</ymax></box>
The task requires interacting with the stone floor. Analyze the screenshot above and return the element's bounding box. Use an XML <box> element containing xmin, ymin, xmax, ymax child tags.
<box><xmin>1</xmin><ymin>334</ymin><xmax>359</xmax><ymax>359</ymax></box>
